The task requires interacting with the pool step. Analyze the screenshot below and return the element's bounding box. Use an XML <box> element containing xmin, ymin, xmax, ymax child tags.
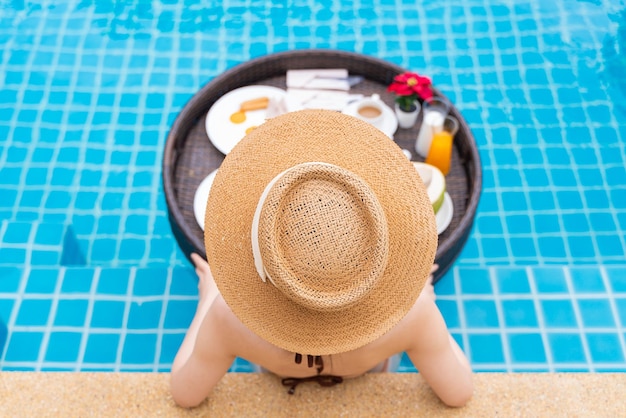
<box><xmin>0</xmin><ymin>220</ymin><xmax>86</xmax><ymax>267</ymax></box>
<box><xmin>0</xmin><ymin>264</ymin><xmax>198</xmax><ymax>371</ymax></box>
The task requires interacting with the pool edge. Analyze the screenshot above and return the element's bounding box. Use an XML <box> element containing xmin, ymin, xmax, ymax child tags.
<box><xmin>1</xmin><ymin>372</ymin><xmax>624</xmax><ymax>416</ymax></box>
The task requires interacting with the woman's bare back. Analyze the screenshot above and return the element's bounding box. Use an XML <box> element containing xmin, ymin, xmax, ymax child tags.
<box><xmin>170</xmin><ymin>256</ymin><xmax>472</xmax><ymax>408</ymax></box>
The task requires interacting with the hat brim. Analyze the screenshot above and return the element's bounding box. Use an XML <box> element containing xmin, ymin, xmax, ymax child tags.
<box><xmin>205</xmin><ymin>109</ymin><xmax>437</xmax><ymax>355</ymax></box>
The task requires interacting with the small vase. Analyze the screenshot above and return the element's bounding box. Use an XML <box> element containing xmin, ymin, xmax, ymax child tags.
<box><xmin>395</xmin><ymin>102</ymin><xmax>420</xmax><ymax>129</ymax></box>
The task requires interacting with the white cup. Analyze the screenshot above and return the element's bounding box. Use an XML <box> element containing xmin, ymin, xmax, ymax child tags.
<box><xmin>353</xmin><ymin>94</ymin><xmax>385</xmax><ymax>128</ymax></box>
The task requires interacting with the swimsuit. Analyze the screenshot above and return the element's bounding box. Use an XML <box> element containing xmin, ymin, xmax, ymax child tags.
<box><xmin>253</xmin><ymin>353</ymin><xmax>403</xmax><ymax>394</ymax></box>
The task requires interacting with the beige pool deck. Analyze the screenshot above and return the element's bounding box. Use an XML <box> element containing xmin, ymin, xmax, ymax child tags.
<box><xmin>1</xmin><ymin>372</ymin><xmax>625</xmax><ymax>417</ymax></box>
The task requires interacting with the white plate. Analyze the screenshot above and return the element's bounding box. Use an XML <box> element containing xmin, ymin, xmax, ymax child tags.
<box><xmin>342</xmin><ymin>101</ymin><xmax>398</xmax><ymax>138</ymax></box>
<box><xmin>205</xmin><ymin>85</ymin><xmax>288</xmax><ymax>155</ymax></box>
<box><xmin>436</xmin><ymin>192</ymin><xmax>454</xmax><ymax>235</ymax></box>
<box><xmin>193</xmin><ymin>170</ymin><xmax>218</xmax><ymax>231</ymax></box>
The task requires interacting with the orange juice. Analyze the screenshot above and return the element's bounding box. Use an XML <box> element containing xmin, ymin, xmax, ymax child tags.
<box><xmin>425</xmin><ymin>131</ymin><xmax>453</xmax><ymax>175</ymax></box>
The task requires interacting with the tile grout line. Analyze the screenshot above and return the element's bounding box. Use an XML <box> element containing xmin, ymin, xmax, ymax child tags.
<box><xmin>75</xmin><ymin>267</ymin><xmax>101</xmax><ymax>371</ymax></box>
<box><xmin>153</xmin><ymin>267</ymin><xmax>174</xmax><ymax>372</ymax></box>
<box><xmin>526</xmin><ymin>266</ymin><xmax>555</xmax><ymax>371</ymax></box>
<box><xmin>453</xmin><ymin>267</ymin><xmax>472</xmax><ymax>369</ymax></box>
<box><xmin>489</xmin><ymin>267</ymin><xmax>513</xmax><ymax>372</ymax></box>
<box><xmin>562</xmin><ymin>266</ymin><xmax>594</xmax><ymax>371</ymax></box>
<box><xmin>599</xmin><ymin>266</ymin><xmax>626</xmax><ymax>363</ymax></box>
<box><xmin>113</xmin><ymin>267</ymin><xmax>136</xmax><ymax>371</ymax></box>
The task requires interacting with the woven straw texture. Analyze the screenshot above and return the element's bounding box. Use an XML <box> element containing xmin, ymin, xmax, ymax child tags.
<box><xmin>259</xmin><ymin>163</ymin><xmax>389</xmax><ymax>311</ymax></box>
<box><xmin>205</xmin><ymin>109</ymin><xmax>437</xmax><ymax>355</ymax></box>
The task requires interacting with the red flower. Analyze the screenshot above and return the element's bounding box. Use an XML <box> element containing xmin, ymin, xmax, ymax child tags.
<box><xmin>387</xmin><ymin>72</ymin><xmax>434</xmax><ymax>110</ymax></box>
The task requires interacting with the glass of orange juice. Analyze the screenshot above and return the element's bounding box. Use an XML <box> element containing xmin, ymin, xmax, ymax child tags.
<box><xmin>424</xmin><ymin>115</ymin><xmax>459</xmax><ymax>175</ymax></box>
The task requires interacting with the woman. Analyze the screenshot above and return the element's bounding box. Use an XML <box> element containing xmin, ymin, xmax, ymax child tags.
<box><xmin>170</xmin><ymin>110</ymin><xmax>473</xmax><ymax>408</ymax></box>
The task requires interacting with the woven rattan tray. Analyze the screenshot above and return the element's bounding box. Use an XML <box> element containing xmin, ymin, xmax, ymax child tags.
<box><xmin>162</xmin><ymin>50</ymin><xmax>481</xmax><ymax>282</ymax></box>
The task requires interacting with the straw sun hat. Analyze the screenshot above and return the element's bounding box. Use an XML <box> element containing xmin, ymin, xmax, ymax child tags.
<box><xmin>204</xmin><ymin>109</ymin><xmax>437</xmax><ymax>355</ymax></box>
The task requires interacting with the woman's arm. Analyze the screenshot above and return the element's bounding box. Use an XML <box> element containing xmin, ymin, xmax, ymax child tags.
<box><xmin>171</xmin><ymin>254</ymin><xmax>219</xmax><ymax>375</ymax></box>
<box><xmin>405</xmin><ymin>287</ymin><xmax>473</xmax><ymax>407</ymax></box>
<box><xmin>170</xmin><ymin>254</ymin><xmax>234</xmax><ymax>408</ymax></box>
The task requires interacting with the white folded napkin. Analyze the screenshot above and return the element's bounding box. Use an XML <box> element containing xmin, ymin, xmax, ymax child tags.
<box><xmin>286</xmin><ymin>69</ymin><xmax>350</xmax><ymax>91</ymax></box>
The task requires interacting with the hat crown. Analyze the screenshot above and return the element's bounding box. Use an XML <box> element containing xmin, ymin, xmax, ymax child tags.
<box><xmin>258</xmin><ymin>163</ymin><xmax>389</xmax><ymax>311</ymax></box>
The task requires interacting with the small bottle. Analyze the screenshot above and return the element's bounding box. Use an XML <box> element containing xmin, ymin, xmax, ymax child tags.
<box><xmin>424</xmin><ymin>115</ymin><xmax>459</xmax><ymax>175</ymax></box>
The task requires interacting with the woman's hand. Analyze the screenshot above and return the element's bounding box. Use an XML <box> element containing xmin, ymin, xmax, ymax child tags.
<box><xmin>190</xmin><ymin>253</ymin><xmax>217</xmax><ymax>302</ymax></box>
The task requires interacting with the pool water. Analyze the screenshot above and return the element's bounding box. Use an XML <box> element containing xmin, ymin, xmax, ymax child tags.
<box><xmin>0</xmin><ymin>0</ymin><xmax>625</xmax><ymax>372</ymax></box>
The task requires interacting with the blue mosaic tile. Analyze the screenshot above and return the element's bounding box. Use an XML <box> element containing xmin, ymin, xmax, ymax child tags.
<box><xmin>118</xmin><ymin>239</ymin><xmax>146</xmax><ymax>261</ymax></box>
<box><xmin>164</xmin><ymin>300</ymin><xmax>197</xmax><ymax>329</ymax></box>
<box><xmin>4</xmin><ymin>331</ymin><xmax>43</xmax><ymax>362</ymax></box>
<box><xmin>133</xmin><ymin>268</ymin><xmax>168</xmax><ymax>296</ymax></box>
<box><xmin>19</xmin><ymin>191</ymin><xmax>44</xmax><ymax>208</ymax></box>
<box><xmin>501</xmin><ymin>191</ymin><xmax>528</xmax><ymax>211</ymax></box>
<box><xmin>477</xmin><ymin>215</ymin><xmax>503</xmax><ymax>234</ymax></box>
<box><xmin>30</xmin><ymin>249</ymin><xmax>60</xmax><ymax>266</ymax></box>
<box><xmin>90</xmin><ymin>239</ymin><xmax>117</xmax><ymax>263</ymax></box>
<box><xmin>2</xmin><ymin>223</ymin><xmax>31</xmax><ymax>244</ymax></box>
<box><xmin>595</xmin><ymin>235</ymin><xmax>625</xmax><ymax>258</ymax></box>
<box><xmin>15</xmin><ymin>299</ymin><xmax>52</xmax><ymax>326</ymax></box>
<box><xmin>463</xmin><ymin>300</ymin><xmax>499</xmax><ymax>328</ymax></box>
<box><xmin>567</xmin><ymin>236</ymin><xmax>596</xmax><ymax>259</ymax></box>
<box><xmin>569</xmin><ymin>267</ymin><xmax>606</xmax><ymax>293</ymax></box>
<box><xmin>508</xmin><ymin>333</ymin><xmax>547</xmax><ymax>363</ymax></box>
<box><xmin>577</xmin><ymin>299</ymin><xmax>615</xmax><ymax>328</ymax></box>
<box><xmin>0</xmin><ymin>267</ymin><xmax>22</xmax><ymax>292</ymax></box>
<box><xmin>121</xmin><ymin>333</ymin><xmax>157</xmax><ymax>364</ymax></box>
<box><xmin>548</xmin><ymin>333</ymin><xmax>587</xmax><ymax>363</ymax></box>
<box><xmin>510</xmin><ymin>237</ymin><xmax>537</xmax><ymax>258</ymax></box>
<box><xmin>533</xmin><ymin>267</ymin><xmax>568</xmax><ymax>293</ymax></box>
<box><xmin>90</xmin><ymin>301</ymin><xmax>125</xmax><ymax>328</ymax></box>
<box><xmin>562</xmin><ymin>214</ymin><xmax>590</xmax><ymax>233</ymax></box>
<box><xmin>0</xmin><ymin>247</ymin><xmax>25</xmax><ymax>265</ymax></box>
<box><xmin>83</xmin><ymin>333</ymin><xmax>120</xmax><ymax>364</ymax></box>
<box><xmin>541</xmin><ymin>300</ymin><xmax>578</xmax><ymax>328</ymax></box>
<box><xmin>25</xmin><ymin>269</ymin><xmax>58</xmax><ymax>294</ymax></box>
<box><xmin>606</xmin><ymin>266</ymin><xmax>626</xmax><ymax>292</ymax></box>
<box><xmin>166</xmin><ymin>268</ymin><xmax>195</xmax><ymax>297</ymax></box>
<box><xmin>45</xmin><ymin>332</ymin><xmax>82</xmax><ymax>362</ymax></box>
<box><xmin>468</xmin><ymin>334</ymin><xmax>505</xmax><ymax>364</ymax></box>
<box><xmin>459</xmin><ymin>268</ymin><xmax>492</xmax><ymax>294</ymax></box>
<box><xmin>96</xmin><ymin>268</ymin><xmax>131</xmax><ymax>295</ymax></box>
<box><xmin>505</xmin><ymin>215</ymin><xmax>532</xmax><ymax>234</ymax></box>
<box><xmin>0</xmin><ymin>167</ymin><xmax>21</xmax><ymax>186</ymax></box>
<box><xmin>61</xmin><ymin>268</ymin><xmax>94</xmax><ymax>293</ymax></box>
<box><xmin>538</xmin><ymin>237</ymin><xmax>568</xmax><ymax>259</ymax></box>
<box><xmin>528</xmin><ymin>191</ymin><xmax>555</xmax><ymax>211</ymax></box>
<box><xmin>501</xmin><ymin>300</ymin><xmax>538</xmax><ymax>327</ymax></box>
<box><xmin>533</xmin><ymin>214</ymin><xmax>561</xmax><ymax>234</ymax></box>
<box><xmin>54</xmin><ymin>299</ymin><xmax>88</xmax><ymax>327</ymax></box>
<box><xmin>127</xmin><ymin>301</ymin><xmax>162</xmax><ymax>329</ymax></box>
<box><xmin>585</xmin><ymin>333</ymin><xmax>625</xmax><ymax>363</ymax></box>
<box><xmin>481</xmin><ymin>237</ymin><xmax>509</xmax><ymax>259</ymax></box>
<box><xmin>495</xmin><ymin>268</ymin><xmax>531</xmax><ymax>294</ymax></box>
<box><xmin>44</xmin><ymin>191</ymin><xmax>72</xmax><ymax>210</ymax></box>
